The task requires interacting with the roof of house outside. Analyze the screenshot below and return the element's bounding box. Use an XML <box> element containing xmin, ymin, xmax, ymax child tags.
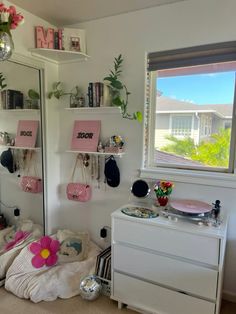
<box><xmin>156</xmin><ymin>96</ymin><xmax>232</xmax><ymax>118</ymax></box>
<box><xmin>155</xmin><ymin>150</ymin><xmax>203</xmax><ymax>166</ymax></box>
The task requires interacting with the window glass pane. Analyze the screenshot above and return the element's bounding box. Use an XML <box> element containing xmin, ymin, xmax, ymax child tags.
<box><xmin>154</xmin><ymin>62</ymin><xmax>235</xmax><ymax>170</ymax></box>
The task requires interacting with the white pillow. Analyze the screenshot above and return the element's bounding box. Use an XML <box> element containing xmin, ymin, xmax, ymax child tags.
<box><xmin>57</xmin><ymin>229</ymin><xmax>90</xmax><ymax>263</ymax></box>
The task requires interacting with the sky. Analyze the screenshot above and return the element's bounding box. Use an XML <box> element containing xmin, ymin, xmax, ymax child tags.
<box><xmin>157</xmin><ymin>71</ymin><xmax>235</xmax><ymax>105</ymax></box>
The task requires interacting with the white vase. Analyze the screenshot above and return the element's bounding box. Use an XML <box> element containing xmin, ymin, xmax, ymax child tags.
<box><xmin>102</xmin><ymin>84</ymin><xmax>112</xmax><ymax>107</ymax></box>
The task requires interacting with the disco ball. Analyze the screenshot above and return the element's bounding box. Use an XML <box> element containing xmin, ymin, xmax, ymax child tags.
<box><xmin>0</xmin><ymin>32</ymin><xmax>14</xmax><ymax>61</ymax></box>
<box><xmin>80</xmin><ymin>275</ymin><xmax>102</xmax><ymax>301</ymax></box>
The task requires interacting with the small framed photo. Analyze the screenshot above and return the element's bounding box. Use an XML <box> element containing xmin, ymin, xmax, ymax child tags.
<box><xmin>70</xmin><ymin>36</ymin><xmax>81</xmax><ymax>52</ymax></box>
<box><xmin>63</xmin><ymin>28</ymin><xmax>86</xmax><ymax>53</ymax></box>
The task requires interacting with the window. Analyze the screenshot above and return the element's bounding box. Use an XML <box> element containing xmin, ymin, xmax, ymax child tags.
<box><xmin>200</xmin><ymin>114</ymin><xmax>212</xmax><ymax>137</ymax></box>
<box><xmin>145</xmin><ymin>42</ymin><xmax>236</xmax><ymax>173</ymax></box>
<box><xmin>171</xmin><ymin>115</ymin><xmax>192</xmax><ymax>137</ymax></box>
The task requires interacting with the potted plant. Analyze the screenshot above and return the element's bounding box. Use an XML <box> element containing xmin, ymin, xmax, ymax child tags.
<box><xmin>154</xmin><ymin>180</ymin><xmax>174</xmax><ymax>206</ymax></box>
<box><xmin>104</xmin><ymin>54</ymin><xmax>142</xmax><ymax>122</ymax></box>
<box><xmin>26</xmin><ymin>89</ymin><xmax>40</xmax><ymax>109</ymax></box>
<box><xmin>48</xmin><ymin>82</ymin><xmax>84</xmax><ymax>107</ymax></box>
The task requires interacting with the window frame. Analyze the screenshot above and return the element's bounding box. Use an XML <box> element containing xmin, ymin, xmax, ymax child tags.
<box><xmin>141</xmin><ymin>42</ymin><xmax>236</xmax><ymax>187</ymax></box>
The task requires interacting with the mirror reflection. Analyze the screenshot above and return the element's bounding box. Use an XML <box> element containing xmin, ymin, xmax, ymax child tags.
<box><xmin>0</xmin><ymin>59</ymin><xmax>44</xmax><ymax>278</ymax></box>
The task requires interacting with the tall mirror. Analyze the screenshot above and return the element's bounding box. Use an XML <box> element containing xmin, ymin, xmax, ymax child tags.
<box><xmin>0</xmin><ymin>57</ymin><xmax>45</xmax><ymax>278</ymax></box>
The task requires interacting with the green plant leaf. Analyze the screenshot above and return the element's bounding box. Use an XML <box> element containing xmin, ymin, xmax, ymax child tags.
<box><xmin>111</xmin><ymin>80</ymin><xmax>123</xmax><ymax>89</ymax></box>
<box><xmin>28</xmin><ymin>89</ymin><xmax>40</xmax><ymax>100</ymax></box>
<box><xmin>135</xmin><ymin>111</ymin><xmax>143</xmax><ymax>123</ymax></box>
<box><xmin>112</xmin><ymin>97</ymin><xmax>123</xmax><ymax>107</ymax></box>
<box><xmin>103</xmin><ymin>77</ymin><xmax>114</xmax><ymax>82</ymax></box>
<box><xmin>53</xmin><ymin>81</ymin><xmax>61</xmax><ymax>89</ymax></box>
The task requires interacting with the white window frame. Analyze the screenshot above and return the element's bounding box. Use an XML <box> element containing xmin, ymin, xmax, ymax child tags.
<box><xmin>141</xmin><ymin>43</ymin><xmax>236</xmax><ymax>188</ymax></box>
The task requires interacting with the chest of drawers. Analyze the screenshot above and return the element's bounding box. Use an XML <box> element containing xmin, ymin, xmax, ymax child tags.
<box><xmin>111</xmin><ymin>205</ymin><xmax>228</xmax><ymax>314</ymax></box>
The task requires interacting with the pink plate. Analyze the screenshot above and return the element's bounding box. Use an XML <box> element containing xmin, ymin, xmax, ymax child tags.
<box><xmin>169</xmin><ymin>199</ymin><xmax>212</xmax><ymax>214</ymax></box>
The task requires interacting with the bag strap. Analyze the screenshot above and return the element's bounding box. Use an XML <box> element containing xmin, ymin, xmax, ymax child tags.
<box><xmin>23</xmin><ymin>150</ymin><xmax>39</xmax><ymax>177</ymax></box>
<box><xmin>70</xmin><ymin>154</ymin><xmax>79</xmax><ymax>182</ymax></box>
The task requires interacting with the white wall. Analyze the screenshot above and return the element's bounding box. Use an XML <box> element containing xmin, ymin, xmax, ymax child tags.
<box><xmin>56</xmin><ymin>0</ymin><xmax>236</xmax><ymax>296</ymax></box>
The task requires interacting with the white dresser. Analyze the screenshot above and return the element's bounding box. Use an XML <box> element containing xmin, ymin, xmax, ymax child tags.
<box><xmin>111</xmin><ymin>205</ymin><xmax>228</xmax><ymax>314</ymax></box>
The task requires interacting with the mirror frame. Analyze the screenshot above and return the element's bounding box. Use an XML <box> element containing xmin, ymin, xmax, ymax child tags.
<box><xmin>6</xmin><ymin>52</ymin><xmax>47</xmax><ymax>234</ymax></box>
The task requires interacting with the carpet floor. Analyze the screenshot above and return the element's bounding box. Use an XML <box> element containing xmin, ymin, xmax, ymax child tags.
<box><xmin>0</xmin><ymin>288</ymin><xmax>235</xmax><ymax>314</ymax></box>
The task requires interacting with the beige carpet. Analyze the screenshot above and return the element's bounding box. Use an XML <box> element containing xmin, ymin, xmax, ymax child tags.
<box><xmin>0</xmin><ymin>288</ymin><xmax>235</xmax><ymax>314</ymax></box>
<box><xmin>0</xmin><ymin>288</ymin><xmax>135</xmax><ymax>314</ymax></box>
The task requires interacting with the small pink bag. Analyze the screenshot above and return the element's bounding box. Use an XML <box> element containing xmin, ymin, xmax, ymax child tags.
<box><xmin>66</xmin><ymin>183</ymin><xmax>91</xmax><ymax>202</ymax></box>
<box><xmin>66</xmin><ymin>154</ymin><xmax>92</xmax><ymax>202</ymax></box>
<box><xmin>20</xmin><ymin>176</ymin><xmax>43</xmax><ymax>193</ymax></box>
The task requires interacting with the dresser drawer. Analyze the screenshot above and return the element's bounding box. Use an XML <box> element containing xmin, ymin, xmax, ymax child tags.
<box><xmin>113</xmin><ymin>244</ymin><xmax>218</xmax><ymax>300</ymax></box>
<box><xmin>113</xmin><ymin>218</ymin><xmax>220</xmax><ymax>266</ymax></box>
<box><xmin>113</xmin><ymin>272</ymin><xmax>215</xmax><ymax>314</ymax></box>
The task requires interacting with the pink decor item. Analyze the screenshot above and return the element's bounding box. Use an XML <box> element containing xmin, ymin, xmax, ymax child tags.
<box><xmin>15</xmin><ymin>120</ymin><xmax>39</xmax><ymax>148</ymax></box>
<box><xmin>29</xmin><ymin>236</ymin><xmax>60</xmax><ymax>268</ymax></box>
<box><xmin>71</xmin><ymin>120</ymin><xmax>101</xmax><ymax>152</ymax></box>
<box><xmin>4</xmin><ymin>230</ymin><xmax>31</xmax><ymax>251</ymax></box>
<box><xmin>35</xmin><ymin>26</ymin><xmax>54</xmax><ymax>49</ymax></box>
<box><xmin>170</xmin><ymin>199</ymin><xmax>212</xmax><ymax>214</ymax></box>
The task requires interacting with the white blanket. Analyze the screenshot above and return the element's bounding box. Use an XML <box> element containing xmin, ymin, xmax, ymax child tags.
<box><xmin>5</xmin><ymin>240</ymin><xmax>101</xmax><ymax>303</ymax></box>
<box><xmin>0</xmin><ymin>222</ymin><xmax>43</xmax><ymax>283</ymax></box>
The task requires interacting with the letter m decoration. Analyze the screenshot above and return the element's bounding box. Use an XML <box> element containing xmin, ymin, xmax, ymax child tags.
<box><xmin>35</xmin><ymin>26</ymin><xmax>54</xmax><ymax>49</ymax></box>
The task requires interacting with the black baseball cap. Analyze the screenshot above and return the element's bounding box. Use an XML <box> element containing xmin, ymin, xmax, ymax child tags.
<box><xmin>0</xmin><ymin>149</ymin><xmax>15</xmax><ymax>173</ymax></box>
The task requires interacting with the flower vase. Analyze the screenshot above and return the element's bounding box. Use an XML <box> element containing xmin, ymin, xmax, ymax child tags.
<box><xmin>157</xmin><ymin>196</ymin><xmax>169</xmax><ymax>207</ymax></box>
<box><xmin>0</xmin><ymin>31</ymin><xmax>14</xmax><ymax>61</ymax></box>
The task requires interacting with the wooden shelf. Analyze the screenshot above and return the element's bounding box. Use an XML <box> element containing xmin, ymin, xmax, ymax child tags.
<box><xmin>0</xmin><ymin>145</ymin><xmax>41</xmax><ymax>151</ymax></box>
<box><xmin>66</xmin><ymin>150</ymin><xmax>125</xmax><ymax>157</ymax></box>
<box><xmin>29</xmin><ymin>48</ymin><xmax>90</xmax><ymax>64</ymax></box>
<box><xmin>64</xmin><ymin>106</ymin><xmax>121</xmax><ymax>114</ymax></box>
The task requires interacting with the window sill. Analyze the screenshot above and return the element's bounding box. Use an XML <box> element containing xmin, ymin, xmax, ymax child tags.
<box><xmin>140</xmin><ymin>167</ymin><xmax>236</xmax><ymax>189</ymax></box>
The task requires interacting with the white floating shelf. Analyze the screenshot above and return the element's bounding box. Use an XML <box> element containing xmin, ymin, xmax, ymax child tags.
<box><xmin>64</xmin><ymin>106</ymin><xmax>121</xmax><ymax>114</ymax></box>
<box><xmin>66</xmin><ymin>150</ymin><xmax>125</xmax><ymax>157</ymax></box>
<box><xmin>0</xmin><ymin>109</ymin><xmax>39</xmax><ymax>112</ymax></box>
<box><xmin>0</xmin><ymin>145</ymin><xmax>41</xmax><ymax>151</ymax></box>
<box><xmin>29</xmin><ymin>48</ymin><xmax>90</xmax><ymax>64</ymax></box>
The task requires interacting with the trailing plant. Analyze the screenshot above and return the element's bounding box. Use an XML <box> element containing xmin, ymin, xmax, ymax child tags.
<box><xmin>104</xmin><ymin>54</ymin><xmax>142</xmax><ymax>122</ymax></box>
<box><xmin>0</xmin><ymin>72</ymin><xmax>7</xmax><ymax>91</ymax></box>
<box><xmin>48</xmin><ymin>82</ymin><xmax>80</xmax><ymax>99</ymax></box>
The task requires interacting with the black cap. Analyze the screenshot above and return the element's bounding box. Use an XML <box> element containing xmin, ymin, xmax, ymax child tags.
<box><xmin>104</xmin><ymin>156</ymin><xmax>120</xmax><ymax>188</ymax></box>
<box><xmin>0</xmin><ymin>149</ymin><xmax>15</xmax><ymax>173</ymax></box>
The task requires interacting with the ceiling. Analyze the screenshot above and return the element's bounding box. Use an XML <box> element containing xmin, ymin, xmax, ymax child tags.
<box><xmin>10</xmin><ymin>0</ymin><xmax>186</xmax><ymax>26</ymax></box>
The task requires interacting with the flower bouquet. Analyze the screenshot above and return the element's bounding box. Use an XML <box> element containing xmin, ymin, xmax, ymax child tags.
<box><xmin>0</xmin><ymin>3</ymin><xmax>24</xmax><ymax>60</ymax></box>
<box><xmin>0</xmin><ymin>3</ymin><xmax>24</xmax><ymax>33</ymax></box>
<box><xmin>154</xmin><ymin>180</ymin><xmax>174</xmax><ymax>206</ymax></box>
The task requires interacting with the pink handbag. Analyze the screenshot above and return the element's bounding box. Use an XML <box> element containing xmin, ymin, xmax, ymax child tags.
<box><xmin>20</xmin><ymin>176</ymin><xmax>43</xmax><ymax>193</ymax></box>
<box><xmin>66</xmin><ymin>154</ymin><xmax>92</xmax><ymax>202</ymax></box>
<box><xmin>66</xmin><ymin>183</ymin><xmax>91</xmax><ymax>202</ymax></box>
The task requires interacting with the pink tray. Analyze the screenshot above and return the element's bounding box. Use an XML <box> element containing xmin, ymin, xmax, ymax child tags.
<box><xmin>169</xmin><ymin>199</ymin><xmax>212</xmax><ymax>214</ymax></box>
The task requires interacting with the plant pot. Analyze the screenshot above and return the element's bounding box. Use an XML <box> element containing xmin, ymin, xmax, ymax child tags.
<box><xmin>157</xmin><ymin>196</ymin><xmax>168</xmax><ymax>207</ymax></box>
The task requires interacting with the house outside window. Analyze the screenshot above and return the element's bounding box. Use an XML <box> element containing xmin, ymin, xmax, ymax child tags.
<box><xmin>144</xmin><ymin>42</ymin><xmax>236</xmax><ymax>175</ymax></box>
<box><xmin>200</xmin><ymin>114</ymin><xmax>212</xmax><ymax>137</ymax></box>
<box><xmin>171</xmin><ymin>115</ymin><xmax>193</xmax><ymax>137</ymax></box>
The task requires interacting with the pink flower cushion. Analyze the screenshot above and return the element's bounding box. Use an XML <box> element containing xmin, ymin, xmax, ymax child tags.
<box><xmin>4</xmin><ymin>230</ymin><xmax>31</xmax><ymax>251</ymax></box>
<box><xmin>29</xmin><ymin>236</ymin><xmax>60</xmax><ymax>268</ymax></box>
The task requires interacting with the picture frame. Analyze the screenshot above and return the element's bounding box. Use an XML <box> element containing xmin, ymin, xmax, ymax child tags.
<box><xmin>15</xmin><ymin>120</ymin><xmax>39</xmax><ymax>148</ymax></box>
<box><xmin>71</xmin><ymin>120</ymin><xmax>101</xmax><ymax>152</ymax></box>
<box><xmin>63</xmin><ymin>28</ymin><xmax>86</xmax><ymax>53</ymax></box>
